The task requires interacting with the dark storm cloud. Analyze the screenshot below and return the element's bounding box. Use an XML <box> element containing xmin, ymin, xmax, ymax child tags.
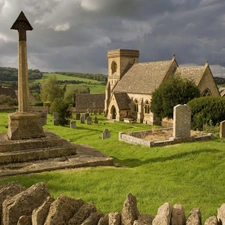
<box><xmin>0</xmin><ymin>0</ymin><xmax>225</xmax><ymax>76</ymax></box>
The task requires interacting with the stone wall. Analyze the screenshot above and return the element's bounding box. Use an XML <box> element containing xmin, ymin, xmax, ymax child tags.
<box><xmin>0</xmin><ymin>182</ymin><xmax>224</xmax><ymax>225</ymax></box>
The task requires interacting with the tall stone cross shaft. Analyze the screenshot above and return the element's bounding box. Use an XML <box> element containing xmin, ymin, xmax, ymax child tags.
<box><xmin>11</xmin><ymin>11</ymin><xmax>33</xmax><ymax>112</ymax></box>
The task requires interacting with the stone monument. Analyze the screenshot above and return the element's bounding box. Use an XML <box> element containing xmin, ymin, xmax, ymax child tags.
<box><xmin>8</xmin><ymin>11</ymin><xmax>45</xmax><ymax>140</ymax></box>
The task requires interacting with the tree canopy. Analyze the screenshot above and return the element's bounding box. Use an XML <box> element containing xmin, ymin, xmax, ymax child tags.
<box><xmin>150</xmin><ymin>75</ymin><xmax>200</xmax><ymax>119</ymax></box>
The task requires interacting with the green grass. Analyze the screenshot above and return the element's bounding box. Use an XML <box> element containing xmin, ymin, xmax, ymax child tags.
<box><xmin>0</xmin><ymin>112</ymin><xmax>225</xmax><ymax>222</ymax></box>
<box><xmin>30</xmin><ymin>73</ymin><xmax>106</xmax><ymax>94</ymax></box>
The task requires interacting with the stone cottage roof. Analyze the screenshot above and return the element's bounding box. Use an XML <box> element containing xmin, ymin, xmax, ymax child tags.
<box><xmin>0</xmin><ymin>88</ymin><xmax>17</xmax><ymax>99</ymax></box>
<box><xmin>114</xmin><ymin>60</ymin><xmax>174</xmax><ymax>94</ymax></box>
<box><xmin>76</xmin><ymin>93</ymin><xmax>105</xmax><ymax>110</ymax></box>
<box><xmin>114</xmin><ymin>92</ymin><xmax>130</xmax><ymax>110</ymax></box>
<box><xmin>176</xmin><ymin>66</ymin><xmax>205</xmax><ymax>86</ymax></box>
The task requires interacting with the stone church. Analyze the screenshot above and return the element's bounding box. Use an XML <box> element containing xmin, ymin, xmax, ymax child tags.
<box><xmin>104</xmin><ymin>49</ymin><xmax>220</xmax><ymax>125</ymax></box>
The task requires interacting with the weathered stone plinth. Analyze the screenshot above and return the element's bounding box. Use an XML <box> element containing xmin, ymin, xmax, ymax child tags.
<box><xmin>7</xmin><ymin>112</ymin><xmax>45</xmax><ymax>140</ymax></box>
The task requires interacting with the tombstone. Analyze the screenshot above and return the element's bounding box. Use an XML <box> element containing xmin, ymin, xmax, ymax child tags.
<box><xmin>86</xmin><ymin>116</ymin><xmax>92</xmax><ymax>125</ymax></box>
<box><xmin>93</xmin><ymin>110</ymin><xmax>97</xmax><ymax>115</ymax></box>
<box><xmin>76</xmin><ymin>113</ymin><xmax>80</xmax><ymax>120</ymax></box>
<box><xmin>40</xmin><ymin>112</ymin><xmax>47</xmax><ymax>126</ymax></box>
<box><xmin>173</xmin><ymin>104</ymin><xmax>191</xmax><ymax>139</ymax></box>
<box><xmin>53</xmin><ymin>112</ymin><xmax>59</xmax><ymax>126</ymax></box>
<box><xmin>70</xmin><ymin>121</ymin><xmax>76</xmax><ymax>129</ymax></box>
<box><xmin>220</xmin><ymin>120</ymin><xmax>225</xmax><ymax>138</ymax></box>
<box><xmin>102</xmin><ymin>129</ymin><xmax>111</xmax><ymax>139</ymax></box>
<box><xmin>94</xmin><ymin>116</ymin><xmax>98</xmax><ymax>124</ymax></box>
<box><xmin>80</xmin><ymin>114</ymin><xmax>85</xmax><ymax>124</ymax></box>
<box><xmin>85</xmin><ymin>113</ymin><xmax>89</xmax><ymax>119</ymax></box>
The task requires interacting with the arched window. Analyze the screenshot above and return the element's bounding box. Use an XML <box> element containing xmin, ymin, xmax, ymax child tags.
<box><xmin>111</xmin><ymin>61</ymin><xmax>117</xmax><ymax>74</ymax></box>
<box><xmin>144</xmin><ymin>100</ymin><xmax>150</xmax><ymax>114</ymax></box>
<box><xmin>202</xmin><ymin>88</ymin><xmax>212</xmax><ymax>96</ymax></box>
<box><xmin>134</xmin><ymin>99</ymin><xmax>138</xmax><ymax>112</ymax></box>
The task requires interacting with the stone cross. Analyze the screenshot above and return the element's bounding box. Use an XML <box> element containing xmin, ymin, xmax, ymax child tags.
<box><xmin>11</xmin><ymin>11</ymin><xmax>33</xmax><ymax>113</ymax></box>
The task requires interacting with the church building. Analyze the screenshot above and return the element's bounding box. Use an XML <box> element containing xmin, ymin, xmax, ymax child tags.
<box><xmin>104</xmin><ymin>49</ymin><xmax>220</xmax><ymax>125</ymax></box>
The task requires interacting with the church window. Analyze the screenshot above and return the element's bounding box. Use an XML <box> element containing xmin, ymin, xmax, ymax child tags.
<box><xmin>111</xmin><ymin>61</ymin><xmax>117</xmax><ymax>74</ymax></box>
<box><xmin>202</xmin><ymin>88</ymin><xmax>212</xmax><ymax>96</ymax></box>
<box><xmin>144</xmin><ymin>100</ymin><xmax>150</xmax><ymax>114</ymax></box>
<box><xmin>134</xmin><ymin>99</ymin><xmax>138</xmax><ymax>112</ymax></box>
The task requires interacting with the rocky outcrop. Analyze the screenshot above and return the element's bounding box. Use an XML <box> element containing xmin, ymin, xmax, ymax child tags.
<box><xmin>0</xmin><ymin>182</ymin><xmax>224</xmax><ymax>225</ymax></box>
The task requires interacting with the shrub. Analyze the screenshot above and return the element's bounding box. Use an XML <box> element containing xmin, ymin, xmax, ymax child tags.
<box><xmin>188</xmin><ymin>96</ymin><xmax>225</xmax><ymax>130</ymax></box>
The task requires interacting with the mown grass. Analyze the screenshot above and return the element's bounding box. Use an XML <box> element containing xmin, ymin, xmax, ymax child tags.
<box><xmin>0</xmin><ymin>112</ymin><xmax>225</xmax><ymax>222</ymax></box>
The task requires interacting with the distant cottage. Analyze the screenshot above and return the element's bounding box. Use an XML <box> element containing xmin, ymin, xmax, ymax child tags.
<box><xmin>104</xmin><ymin>49</ymin><xmax>220</xmax><ymax>125</ymax></box>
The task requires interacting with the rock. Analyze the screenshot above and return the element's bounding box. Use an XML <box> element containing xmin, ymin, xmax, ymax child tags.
<box><xmin>121</xmin><ymin>193</ymin><xmax>139</xmax><ymax>225</ymax></box>
<box><xmin>133</xmin><ymin>214</ymin><xmax>155</xmax><ymax>225</ymax></box>
<box><xmin>98</xmin><ymin>214</ymin><xmax>109</xmax><ymax>225</ymax></box>
<box><xmin>45</xmin><ymin>195</ymin><xmax>84</xmax><ymax>225</ymax></box>
<box><xmin>186</xmin><ymin>208</ymin><xmax>202</xmax><ymax>225</ymax></box>
<box><xmin>81</xmin><ymin>211</ymin><xmax>104</xmax><ymax>225</ymax></box>
<box><xmin>109</xmin><ymin>212</ymin><xmax>121</xmax><ymax>225</ymax></box>
<box><xmin>0</xmin><ymin>182</ymin><xmax>26</xmax><ymax>222</ymax></box>
<box><xmin>204</xmin><ymin>216</ymin><xmax>219</xmax><ymax>225</ymax></box>
<box><xmin>218</xmin><ymin>203</ymin><xmax>225</xmax><ymax>224</ymax></box>
<box><xmin>32</xmin><ymin>196</ymin><xmax>54</xmax><ymax>225</ymax></box>
<box><xmin>171</xmin><ymin>204</ymin><xmax>186</xmax><ymax>225</ymax></box>
<box><xmin>17</xmin><ymin>215</ymin><xmax>32</xmax><ymax>225</ymax></box>
<box><xmin>68</xmin><ymin>203</ymin><xmax>97</xmax><ymax>225</ymax></box>
<box><xmin>152</xmin><ymin>202</ymin><xmax>172</xmax><ymax>225</ymax></box>
<box><xmin>2</xmin><ymin>182</ymin><xmax>50</xmax><ymax>225</ymax></box>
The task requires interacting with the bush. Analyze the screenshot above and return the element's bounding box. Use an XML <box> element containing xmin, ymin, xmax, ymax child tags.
<box><xmin>188</xmin><ymin>96</ymin><xmax>225</xmax><ymax>130</ymax></box>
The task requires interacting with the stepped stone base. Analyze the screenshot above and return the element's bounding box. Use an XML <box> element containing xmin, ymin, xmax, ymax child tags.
<box><xmin>0</xmin><ymin>131</ymin><xmax>114</xmax><ymax>177</ymax></box>
<box><xmin>7</xmin><ymin>112</ymin><xmax>45</xmax><ymax>140</ymax></box>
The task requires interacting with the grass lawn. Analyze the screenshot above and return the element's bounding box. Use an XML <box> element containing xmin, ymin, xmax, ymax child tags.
<box><xmin>0</xmin><ymin>112</ymin><xmax>225</xmax><ymax>222</ymax></box>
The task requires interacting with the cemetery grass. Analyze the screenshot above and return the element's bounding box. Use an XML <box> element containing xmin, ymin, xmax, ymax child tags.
<box><xmin>0</xmin><ymin>113</ymin><xmax>225</xmax><ymax>221</ymax></box>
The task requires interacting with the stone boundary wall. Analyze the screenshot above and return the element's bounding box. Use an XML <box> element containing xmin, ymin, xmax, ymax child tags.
<box><xmin>119</xmin><ymin>129</ymin><xmax>213</xmax><ymax>147</ymax></box>
<box><xmin>0</xmin><ymin>182</ymin><xmax>225</xmax><ymax>225</ymax></box>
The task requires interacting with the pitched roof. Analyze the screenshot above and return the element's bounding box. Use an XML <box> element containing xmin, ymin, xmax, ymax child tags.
<box><xmin>76</xmin><ymin>93</ymin><xmax>105</xmax><ymax>109</ymax></box>
<box><xmin>114</xmin><ymin>60</ymin><xmax>174</xmax><ymax>94</ymax></box>
<box><xmin>176</xmin><ymin>66</ymin><xmax>205</xmax><ymax>86</ymax></box>
<box><xmin>0</xmin><ymin>88</ymin><xmax>17</xmax><ymax>99</ymax></box>
<box><xmin>114</xmin><ymin>92</ymin><xmax>130</xmax><ymax>110</ymax></box>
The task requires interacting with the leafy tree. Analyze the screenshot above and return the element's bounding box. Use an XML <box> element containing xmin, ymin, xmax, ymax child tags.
<box><xmin>151</xmin><ymin>75</ymin><xmax>200</xmax><ymax>119</ymax></box>
<box><xmin>40</xmin><ymin>75</ymin><xmax>64</xmax><ymax>103</ymax></box>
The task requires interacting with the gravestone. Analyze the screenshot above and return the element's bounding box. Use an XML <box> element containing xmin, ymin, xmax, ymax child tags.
<box><xmin>86</xmin><ymin>116</ymin><xmax>92</xmax><ymax>125</ymax></box>
<box><xmin>220</xmin><ymin>120</ymin><xmax>225</xmax><ymax>138</ymax></box>
<box><xmin>80</xmin><ymin>114</ymin><xmax>85</xmax><ymax>124</ymax></box>
<box><xmin>94</xmin><ymin>117</ymin><xmax>98</xmax><ymax>124</ymax></box>
<box><xmin>53</xmin><ymin>112</ymin><xmax>59</xmax><ymax>126</ymax></box>
<box><xmin>76</xmin><ymin>113</ymin><xmax>80</xmax><ymax>120</ymax></box>
<box><xmin>41</xmin><ymin>112</ymin><xmax>47</xmax><ymax>126</ymax></box>
<box><xmin>85</xmin><ymin>113</ymin><xmax>89</xmax><ymax>119</ymax></box>
<box><xmin>70</xmin><ymin>121</ymin><xmax>76</xmax><ymax>129</ymax></box>
<box><xmin>102</xmin><ymin>129</ymin><xmax>111</xmax><ymax>139</ymax></box>
<box><xmin>93</xmin><ymin>110</ymin><xmax>97</xmax><ymax>115</ymax></box>
<box><xmin>173</xmin><ymin>104</ymin><xmax>191</xmax><ymax>139</ymax></box>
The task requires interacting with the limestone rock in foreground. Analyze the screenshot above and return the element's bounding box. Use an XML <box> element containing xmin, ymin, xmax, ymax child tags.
<box><xmin>109</xmin><ymin>212</ymin><xmax>121</xmax><ymax>225</ymax></box>
<box><xmin>32</xmin><ymin>196</ymin><xmax>54</xmax><ymax>225</ymax></box>
<box><xmin>204</xmin><ymin>216</ymin><xmax>219</xmax><ymax>225</ymax></box>
<box><xmin>68</xmin><ymin>203</ymin><xmax>97</xmax><ymax>225</ymax></box>
<box><xmin>81</xmin><ymin>211</ymin><xmax>104</xmax><ymax>225</ymax></box>
<box><xmin>44</xmin><ymin>195</ymin><xmax>84</xmax><ymax>225</ymax></box>
<box><xmin>152</xmin><ymin>202</ymin><xmax>172</xmax><ymax>225</ymax></box>
<box><xmin>133</xmin><ymin>214</ymin><xmax>155</xmax><ymax>225</ymax></box>
<box><xmin>17</xmin><ymin>215</ymin><xmax>32</xmax><ymax>225</ymax></box>
<box><xmin>2</xmin><ymin>182</ymin><xmax>50</xmax><ymax>225</ymax></box>
<box><xmin>171</xmin><ymin>204</ymin><xmax>186</xmax><ymax>225</ymax></box>
<box><xmin>121</xmin><ymin>193</ymin><xmax>139</xmax><ymax>225</ymax></box>
<box><xmin>218</xmin><ymin>203</ymin><xmax>225</xmax><ymax>224</ymax></box>
<box><xmin>97</xmin><ymin>214</ymin><xmax>109</xmax><ymax>225</ymax></box>
<box><xmin>186</xmin><ymin>208</ymin><xmax>202</xmax><ymax>225</ymax></box>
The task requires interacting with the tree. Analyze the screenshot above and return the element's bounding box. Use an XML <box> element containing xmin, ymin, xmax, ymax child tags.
<box><xmin>151</xmin><ymin>75</ymin><xmax>200</xmax><ymax>119</ymax></box>
<box><xmin>40</xmin><ymin>75</ymin><xmax>64</xmax><ymax>103</ymax></box>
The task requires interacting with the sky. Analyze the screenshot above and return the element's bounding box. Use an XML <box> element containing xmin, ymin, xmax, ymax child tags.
<box><xmin>0</xmin><ymin>0</ymin><xmax>225</xmax><ymax>77</ymax></box>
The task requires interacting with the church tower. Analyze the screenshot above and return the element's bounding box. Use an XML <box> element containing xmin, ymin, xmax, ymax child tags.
<box><xmin>104</xmin><ymin>49</ymin><xmax>139</xmax><ymax>115</ymax></box>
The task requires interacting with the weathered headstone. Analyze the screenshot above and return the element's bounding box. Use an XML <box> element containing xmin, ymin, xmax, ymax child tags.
<box><xmin>102</xmin><ymin>129</ymin><xmax>111</xmax><ymax>139</ymax></box>
<box><xmin>70</xmin><ymin>121</ymin><xmax>76</xmax><ymax>129</ymax></box>
<box><xmin>85</xmin><ymin>113</ymin><xmax>89</xmax><ymax>119</ymax></box>
<box><xmin>41</xmin><ymin>112</ymin><xmax>47</xmax><ymax>126</ymax></box>
<box><xmin>76</xmin><ymin>113</ymin><xmax>81</xmax><ymax>120</ymax></box>
<box><xmin>86</xmin><ymin>116</ymin><xmax>92</xmax><ymax>125</ymax></box>
<box><xmin>220</xmin><ymin>120</ymin><xmax>225</xmax><ymax>138</ymax></box>
<box><xmin>80</xmin><ymin>114</ymin><xmax>85</xmax><ymax>124</ymax></box>
<box><xmin>173</xmin><ymin>104</ymin><xmax>191</xmax><ymax>139</ymax></box>
<box><xmin>53</xmin><ymin>112</ymin><xmax>59</xmax><ymax>126</ymax></box>
<box><xmin>94</xmin><ymin>116</ymin><xmax>98</xmax><ymax>124</ymax></box>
